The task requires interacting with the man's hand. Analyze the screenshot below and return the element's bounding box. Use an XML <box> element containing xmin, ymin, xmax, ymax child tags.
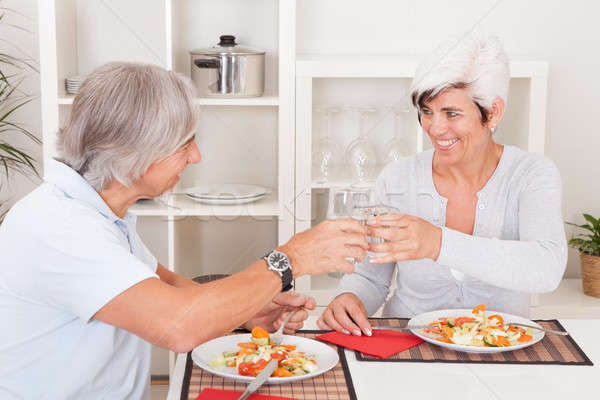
<box><xmin>241</xmin><ymin>291</ymin><xmax>316</xmax><ymax>334</ymax></box>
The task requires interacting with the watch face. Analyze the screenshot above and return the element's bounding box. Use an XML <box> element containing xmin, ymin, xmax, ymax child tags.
<box><xmin>268</xmin><ymin>251</ymin><xmax>289</xmax><ymax>272</ymax></box>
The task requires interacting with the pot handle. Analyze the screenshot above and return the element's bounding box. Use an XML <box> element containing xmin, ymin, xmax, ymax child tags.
<box><xmin>194</xmin><ymin>58</ymin><xmax>220</xmax><ymax>69</ymax></box>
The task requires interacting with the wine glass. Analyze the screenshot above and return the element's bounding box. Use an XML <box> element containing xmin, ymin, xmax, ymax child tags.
<box><xmin>345</xmin><ymin>107</ymin><xmax>378</xmax><ymax>182</ymax></box>
<box><xmin>312</xmin><ymin>107</ymin><xmax>343</xmax><ymax>183</ymax></box>
<box><xmin>384</xmin><ymin>106</ymin><xmax>411</xmax><ymax>164</ymax></box>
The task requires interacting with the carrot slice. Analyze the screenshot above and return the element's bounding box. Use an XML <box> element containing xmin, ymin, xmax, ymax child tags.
<box><xmin>251</xmin><ymin>327</ymin><xmax>270</xmax><ymax>339</ymax></box>
<box><xmin>278</xmin><ymin>344</ymin><xmax>296</xmax><ymax>351</ymax></box>
<box><xmin>495</xmin><ymin>336</ymin><xmax>510</xmax><ymax>347</ymax></box>
<box><xmin>518</xmin><ymin>334</ymin><xmax>533</xmax><ymax>342</ymax></box>
<box><xmin>488</xmin><ymin>314</ymin><xmax>504</xmax><ymax>327</ymax></box>
<box><xmin>273</xmin><ymin>367</ymin><xmax>294</xmax><ymax>377</ymax></box>
<box><xmin>442</xmin><ymin>326</ymin><xmax>454</xmax><ymax>338</ymax></box>
<box><xmin>436</xmin><ymin>337</ymin><xmax>454</xmax><ymax>344</ymax></box>
<box><xmin>472</xmin><ymin>304</ymin><xmax>487</xmax><ymax>314</ymax></box>
<box><xmin>238</xmin><ymin>342</ymin><xmax>258</xmax><ymax>350</ymax></box>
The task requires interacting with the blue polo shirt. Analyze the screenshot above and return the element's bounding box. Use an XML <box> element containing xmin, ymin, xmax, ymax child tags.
<box><xmin>0</xmin><ymin>159</ymin><xmax>159</xmax><ymax>399</ymax></box>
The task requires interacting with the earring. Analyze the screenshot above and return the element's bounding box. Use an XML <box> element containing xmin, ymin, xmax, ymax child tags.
<box><xmin>490</xmin><ymin>126</ymin><xmax>496</xmax><ymax>134</ymax></box>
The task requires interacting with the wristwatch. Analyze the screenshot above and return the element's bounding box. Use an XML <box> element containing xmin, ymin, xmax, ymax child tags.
<box><xmin>263</xmin><ymin>250</ymin><xmax>293</xmax><ymax>292</ymax></box>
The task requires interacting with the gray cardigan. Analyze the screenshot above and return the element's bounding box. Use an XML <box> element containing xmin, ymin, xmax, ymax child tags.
<box><xmin>338</xmin><ymin>145</ymin><xmax>567</xmax><ymax>318</ymax></box>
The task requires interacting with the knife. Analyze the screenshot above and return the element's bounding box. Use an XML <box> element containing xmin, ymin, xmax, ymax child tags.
<box><xmin>238</xmin><ymin>358</ymin><xmax>278</xmax><ymax>400</ymax></box>
<box><xmin>372</xmin><ymin>324</ymin><xmax>431</xmax><ymax>331</ymax></box>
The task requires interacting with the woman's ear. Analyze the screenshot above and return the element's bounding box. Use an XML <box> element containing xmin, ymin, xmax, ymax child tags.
<box><xmin>487</xmin><ymin>98</ymin><xmax>506</xmax><ymax>131</ymax></box>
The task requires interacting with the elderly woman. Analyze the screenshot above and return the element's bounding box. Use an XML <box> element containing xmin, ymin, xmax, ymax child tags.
<box><xmin>0</xmin><ymin>63</ymin><xmax>368</xmax><ymax>399</ymax></box>
<box><xmin>318</xmin><ymin>35</ymin><xmax>567</xmax><ymax>336</ymax></box>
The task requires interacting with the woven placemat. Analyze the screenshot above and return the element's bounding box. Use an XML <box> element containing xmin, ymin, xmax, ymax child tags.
<box><xmin>355</xmin><ymin>318</ymin><xmax>593</xmax><ymax>365</ymax></box>
<box><xmin>180</xmin><ymin>330</ymin><xmax>357</xmax><ymax>400</ymax></box>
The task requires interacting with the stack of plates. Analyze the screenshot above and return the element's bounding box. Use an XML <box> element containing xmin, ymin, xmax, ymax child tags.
<box><xmin>184</xmin><ymin>184</ymin><xmax>270</xmax><ymax>205</ymax></box>
<box><xmin>65</xmin><ymin>76</ymin><xmax>85</xmax><ymax>94</ymax></box>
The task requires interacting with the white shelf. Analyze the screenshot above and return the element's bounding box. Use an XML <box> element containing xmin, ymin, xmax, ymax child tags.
<box><xmin>296</xmin><ymin>54</ymin><xmax>548</xmax><ymax>79</ymax></box>
<box><xmin>129</xmin><ymin>191</ymin><xmax>279</xmax><ymax>217</ymax></box>
<box><xmin>194</xmin><ymin>92</ymin><xmax>279</xmax><ymax>107</ymax></box>
<box><xmin>57</xmin><ymin>92</ymin><xmax>279</xmax><ymax>107</ymax></box>
<box><xmin>311</xmin><ymin>165</ymin><xmax>387</xmax><ymax>189</ymax></box>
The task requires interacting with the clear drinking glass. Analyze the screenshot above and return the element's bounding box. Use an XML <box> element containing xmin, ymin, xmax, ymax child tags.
<box><xmin>384</xmin><ymin>106</ymin><xmax>411</xmax><ymax>164</ymax></box>
<box><xmin>346</xmin><ymin>108</ymin><xmax>378</xmax><ymax>182</ymax></box>
<box><xmin>312</xmin><ymin>108</ymin><xmax>343</xmax><ymax>183</ymax></box>
<box><xmin>326</xmin><ymin>185</ymin><xmax>374</xmax><ymax>277</ymax></box>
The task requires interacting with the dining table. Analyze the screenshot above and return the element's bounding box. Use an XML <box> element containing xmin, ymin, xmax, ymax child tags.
<box><xmin>166</xmin><ymin>316</ymin><xmax>599</xmax><ymax>400</ymax></box>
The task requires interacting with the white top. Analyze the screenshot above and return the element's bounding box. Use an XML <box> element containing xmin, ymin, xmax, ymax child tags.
<box><xmin>0</xmin><ymin>159</ymin><xmax>159</xmax><ymax>400</ymax></box>
<box><xmin>338</xmin><ymin>145</ymin><xmax>567</xmax><ymax>318</ymax></box>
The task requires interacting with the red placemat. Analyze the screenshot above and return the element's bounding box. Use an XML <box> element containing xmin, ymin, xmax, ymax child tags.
<box><xmin>316</xmin><ymin>329</ymin><xmax>423</xmax><ymax>358</ymax></box>
<box><xmin>195</xmin><ymin>388</ymin><xmax>295</xmax><ymax>399</ymax></box>
<box><xmin>355</xmin><ymin>318</ymin><xmax>593</xmax><ymax>365</ymax></box>
<box><xmin>180</xmin><ymin>331</ymin><xmax>357</xmax><ymax>400</ymax></box>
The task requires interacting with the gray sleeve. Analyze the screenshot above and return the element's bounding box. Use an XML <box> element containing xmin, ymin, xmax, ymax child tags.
<box><xmin>337</xmin><ymin>259</ymin><xmax>396</xmax><ymax>315</ymax></box>
<box><xmin>436</xmin><ymin>158</ymin><xmax>567</xmax><ymax>293</ymax></box>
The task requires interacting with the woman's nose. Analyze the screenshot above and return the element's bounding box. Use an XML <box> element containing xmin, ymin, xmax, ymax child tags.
<box><xmin>428</xmin><ymin>115</ymin><xmax>448</xmax><ymax>137</ymax></box>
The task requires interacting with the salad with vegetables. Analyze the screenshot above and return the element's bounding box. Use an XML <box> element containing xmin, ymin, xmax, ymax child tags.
<box><xmin>210</xmin><ymin>327</ymin><xmax>318</xmax><ymax>377</ymax></box>
<box><xmin>423</xmin><ymin>304</ymin><xmax>534</xmax><ymax>347</ymax></box>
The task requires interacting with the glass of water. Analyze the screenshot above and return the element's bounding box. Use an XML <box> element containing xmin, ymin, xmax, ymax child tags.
<box><xmin>351</xmin><ymin>203</ymin><xmax>399</xmax><ymax>258</ymax></box>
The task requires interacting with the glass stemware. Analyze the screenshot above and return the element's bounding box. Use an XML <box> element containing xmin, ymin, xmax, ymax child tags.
<box><xmin>384</xmin><ymin>106</ymin><xmax>411</xmax><ymax>164</ymax></box>
<box><xmin>312</xmin><ymin>108</ymin><xmax>343</xmax><ymax>183</ymax></box>
<box><xmin>345</xmin><ymin>107</ymin><xmax>377</xmax><ymax>182</ymax></box>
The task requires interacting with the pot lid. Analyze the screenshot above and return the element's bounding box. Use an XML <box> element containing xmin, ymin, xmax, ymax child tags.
<box><xmin>190</xmin><ymin>35</ymin><xmax>265</xmax><ymax>56</ymax></box>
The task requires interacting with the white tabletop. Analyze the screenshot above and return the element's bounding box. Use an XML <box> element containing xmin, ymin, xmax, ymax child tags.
<box><xmin>167</xmin><ymin>316</ymin><xmax>599</xmax><ymax>400</ymax></box>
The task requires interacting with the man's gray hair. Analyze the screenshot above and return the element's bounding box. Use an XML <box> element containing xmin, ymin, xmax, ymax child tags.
<box><xmin>57</xmin><ymin>62</ymin><xmax>198</xmax><ymax>190</ymax></box>
<box><xmin>410</xmin><ymin>34</ymin><xmax>510</xmax><ymax>122</ymax></box>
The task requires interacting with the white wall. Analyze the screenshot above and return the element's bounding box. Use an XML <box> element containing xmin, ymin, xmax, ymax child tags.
<box><xmin>0</xmin><ymin>0</ymin><xmax>42</xmax><ymax>210</ymax></box>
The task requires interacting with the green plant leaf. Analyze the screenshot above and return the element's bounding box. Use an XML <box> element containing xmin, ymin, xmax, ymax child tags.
<box><xmin>583</xmin><ymin>213</ymin><xmax>598</xmax><ymax>226</ymax></box>
<box><xmin>565</xmin><ymin>221</ymin><xmax>595</xmax><ymax>233</ymax></box>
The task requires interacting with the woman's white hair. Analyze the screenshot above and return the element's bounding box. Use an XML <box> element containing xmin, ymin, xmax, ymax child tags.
<box><xmin>57</xmin><ymin>62</ymin><xmax>198</xmax><ymax>191</ymax></box>
<box><xmin>410</xmin><ymin>34</ymin><xmax>510</xmax><ymax>120</ymax></box>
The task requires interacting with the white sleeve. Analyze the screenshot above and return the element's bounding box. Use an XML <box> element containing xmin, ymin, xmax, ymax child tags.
<box><xmin>436</xmin><ymin>158</ymin><xmax>567</xmax><ymax>293</ymax></box>
<box><xmin>29</xmin><ymin>214</ymin><xmax>159</xmax><ymax>323</ymax></box>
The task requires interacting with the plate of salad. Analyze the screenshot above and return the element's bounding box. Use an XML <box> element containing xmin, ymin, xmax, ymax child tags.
<box><xmin>408</xmin><ymin>304</ymin><xmax>545</xmax><ymax>353</ymax></box>
<box><xmin>191</xmin><ymin>327</ymin><xmax>339</xmax><ymax>384</ymax></box>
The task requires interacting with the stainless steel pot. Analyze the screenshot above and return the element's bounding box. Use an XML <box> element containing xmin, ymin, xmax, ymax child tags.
<box><xmin>190</xmin><ymin>35</ymin><xmax>265</xmax><ymax>98</ymax></box>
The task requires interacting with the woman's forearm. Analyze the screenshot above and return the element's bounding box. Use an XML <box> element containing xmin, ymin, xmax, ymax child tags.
<box><xmin>437</xmin><ymin>228</ymin><xmax>567</xmax><ymax>293</ymax></box>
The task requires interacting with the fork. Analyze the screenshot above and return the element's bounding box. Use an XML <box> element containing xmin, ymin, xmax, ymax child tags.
<box><xmin>270</xmin><ymin>310</ymin><xmax>297</xmax><ymax>345</ymax></box>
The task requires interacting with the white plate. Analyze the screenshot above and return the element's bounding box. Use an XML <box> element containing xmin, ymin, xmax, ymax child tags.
<box><xmin>191</xmin><ymin>333</ymin><xmax>339</xmax><ymax>384</ymax></box>
<box><xmin>185</xmin><ymin>184</ymin><xmax>269</xmax><ymax>200</ymax></box>
<box><xmin>408</xmin><ymin>308</ymin><xmax>545</xmax><ymax>353</ymax></box>
<box><xmin>185</xmin><ymin>193</ymin><xmax>266</xmax><ymax>205</ymax></box>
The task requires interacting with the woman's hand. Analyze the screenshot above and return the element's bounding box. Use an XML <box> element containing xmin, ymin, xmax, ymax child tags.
<box><xmin>317</xmin><ymin>293</ymin><xmax>372</xmax><ymax>336</ymax></box>
<box><xmin>279</xmin><ymin>219</ymin><xmax>368</xmax><ymax>277</ymax></box>
<box><xmin>242</xmin><ymin>291</ymin><xmax>316</xmax><ymax>334</ymax></box>
<box><xmin>367</xmin><ymin>213</ymin><xmax>442</xmax><ymax>264</ymax></box>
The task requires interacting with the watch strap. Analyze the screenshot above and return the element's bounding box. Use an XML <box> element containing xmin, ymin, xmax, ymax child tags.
<box><xmin>263</xmin><ymin>251</ymin><xmax>294</xmax><ymax>292</ymax></box>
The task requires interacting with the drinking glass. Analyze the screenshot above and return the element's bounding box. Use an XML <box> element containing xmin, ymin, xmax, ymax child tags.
<box><xmin>346</xmin><ymin>108</ymin><xmax>377</xmax><ymax>182</ymax></box>
<box><xmin>384</xmin><ymin>106</ymin><xmax>411</xmax><ymax>164</ymax></box>
<box><xmin>326</xmin><ymin>185</ymin><xmax>374</xmax><ymax>277</ymax></box>
<box><xmin>312</xmin><ymin>108</ymin><xmax>343</xmax><ymax>183</ymax></box>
